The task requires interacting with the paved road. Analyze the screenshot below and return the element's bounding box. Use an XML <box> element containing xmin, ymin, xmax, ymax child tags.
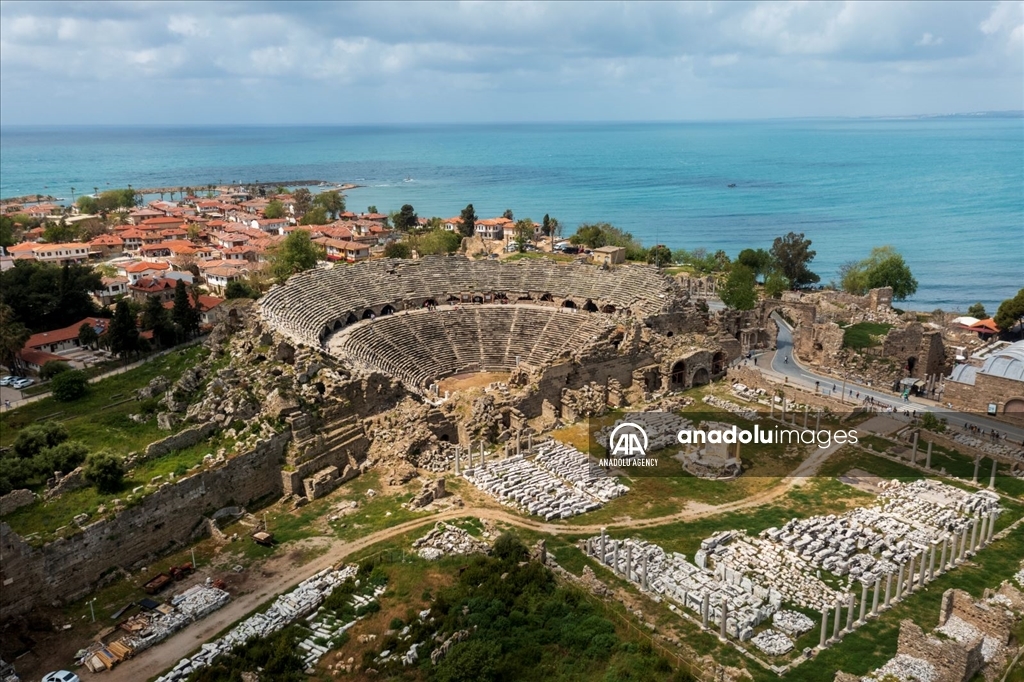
<box><xmin>766</xmin><ymin>312</ymin><xmax>1024</xmax><ymax>443</ymax></box>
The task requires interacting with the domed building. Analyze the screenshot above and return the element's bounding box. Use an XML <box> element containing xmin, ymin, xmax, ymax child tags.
<box><xmin>945</xmin><ymin>340</ymin><xmax>1024</xmax><ymax>417</ymax></box>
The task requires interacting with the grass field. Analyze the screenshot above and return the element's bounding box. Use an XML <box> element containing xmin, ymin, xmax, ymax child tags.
<box><xmin>841</xmin><ymin>322</ymin><xmax>893</xmax><ymax>350</ymax></box>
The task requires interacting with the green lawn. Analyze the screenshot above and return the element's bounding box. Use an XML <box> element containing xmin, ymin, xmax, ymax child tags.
<box><xmin>841</xmin><ymin>322</ymin><xmax>893</xmax><ymax>350</ymax></box>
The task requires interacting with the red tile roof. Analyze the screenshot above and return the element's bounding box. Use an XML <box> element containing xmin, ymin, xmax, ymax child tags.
<box><xmin>25</xmin><ymin>317</ymin><xmax>108</xmax><ymax>349</ymax></box>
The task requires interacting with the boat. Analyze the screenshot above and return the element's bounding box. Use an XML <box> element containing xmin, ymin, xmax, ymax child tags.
<box><xmin>727</xmin><ymin>183</ymin><xmax>737</xmax><ymax>188</ymax></box>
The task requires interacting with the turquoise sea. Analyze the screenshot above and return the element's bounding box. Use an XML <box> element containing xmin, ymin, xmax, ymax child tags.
<box><xmin>1</xmin><ymin>119</ymin><xmax>1021</xmax><ymax>311</ymax></box>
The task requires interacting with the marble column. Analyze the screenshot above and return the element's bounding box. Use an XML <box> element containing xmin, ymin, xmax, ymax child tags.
<box><xmin>939</xmin><ymin>535</ymin><xmax>948</xmax><ymax>573</ymax></box>
<box><xmin>820</xmin><ymin>607</ymin><xmax>828</xmax><ymax>648</ymax></box>
<box><xmin>925</xmin><ymin>441</ymin><xmax>933</xmax><ymax>470</ymax></box>
<box><xmin>614</xmin><ymin>541</ymin><xmax>620</xmax><ymax>575</ymax></box>
<box><xmin>454</xmin><ymin>446</ymin><xmax>461</xmax><ymax>475</ymax></box>
<box><xmin>973</xmin><ymin>456</ymin><xmax>980</xmax><ymax>484</ymax></box>
<box><xmin>600</xmin><ymin>529</ymin><xmax>607</xmax><ymax>565</ymax></box>
<box><xmin>832</xmin><ymin>601</ymin><xmax>842</xmax><ymax>641</ymax></box>
<box><xmin>928</xmin><ymin>542</ymin><xmax>936</xmax><ymax>580</ymax></box>
<box><xmin>918</xmin><ymin>553</ymin><xmax>926</xmax><ymax>588</ymax></box>
<box><xmin>858</xmin><ymin>584</ymin><xmax>868</xmax><ymax>625</ymax></box>
<box><xmin>871</xmin><ymin>577</ymin><xmax>881</xmax><ymax>616</ymax></box>
<box><xmin>702</xmin><ymin>593</ymin><xmax>710</xmax><ymax>629</ymax></box>
<box><xmin>720</xmin><ymin>600</ymin><xmax>728</xmax><ymax>638</ymax></box>
<box><xmin>895</xmin><ymin>563</ymin><xmax>904</xmax><ymax>602</ymax></box>
<box><xmin>988</xmin><ymin>510</ymin><xmax>997</xmax><ymax>541</ymax></box>
<box><xmin>803</xmin><ymin>405</ymin><xmax>809</xmax><ymax>429</ymax></box>
<box><xmin>969</xmin><ymin>517</ymin><xmax>979</xmax><ymax>554</ymax></box>
<box><xmin>626</xmin><ymin>544</ymin><xmax>633</xmax><ymax>581</ymax></box>
<box><xmin>642</xmin><ymin>552</ymin><xmax>649</xmax><ymax>590</ymax></box>
<box><xmin>905</xmin><ymin>555</ymin><xmax>914</xmax><ymax>595</ymax></box>
<box><xmin>911</xmin><ymin>432</ymin><xmax>919</xmax><ymax>465</ymax></box>
<box><xmin>770</xmin><ymin>400</ymin><xmax>775</xmax><ymax>418</ymax></box>
<box><xmin>846</xmin><ymin>593</ymin><xmax>856</xmax><ymax>632</ymax></box>
<box><xmin>990</xmin><ymin>459</ymin><xmax>998</xmax><ymax>490</ymax></box>
<box><xmin>884</xmin><ymin>572</ymin><xmax>893</xmax><ymax>608</ymax></box>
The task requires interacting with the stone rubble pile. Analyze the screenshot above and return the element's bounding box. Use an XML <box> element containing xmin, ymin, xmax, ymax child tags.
<box><xmin>584</xmin><ymin>535</ymin><xmax>773</xmax><ymax>641</ymax></box>
<box><xmin>772</xmin><ymin>610</ymin><xmax>815</xmax><ymax>636</ymax></box>
<box><xmin>532</xmin><ymin>440</ymin><xmax>629</xmax><ymax>502</ymax></box>
<box><xmin>730</xmin><ymin>383</ymin><xmax>765</xmax><ymax>403</ymax></box>
<box><xmin>702</xmin><ymin>395</ymin><xmax>758</xmax><ymax>421</ymax></box>
<box><xmin>463</xmin><ymin>456</ymin><xmax>603</xmax><ymax>520</ymax></box>
<box><xmin>153</xmin><ymin>565</ymin><xmax>359</xmax><ymax>682</ymax></box>
<box><xmin>750</xmin><ymin>629</ymin><xmax>794</xmax><ymax>656</ymax></box>
<box><xmin>297</xmin><ymin>584</ymin><xmax>385</xmax><ymax>670</ymax></box>
<box><xmin>412</xmin><ymin>522</ymin><xmax>488</xmax><ymax>560</ymax></box>
<box><xmin>595</xmin><ymin>412</ymin><xmax>692</xmax><ymax>452</ymax></box>
<box><xmin>862</xmin><ymin>653</ymin><xmax>936</xmax><ymax>682</ymax></box>
<box><xmin>948</xmin><ymin>431</ymin><xmax>1024</xmax><ymax>460</ymax></box>
<box><xmin>936</xmin><ymin>615</ymin><xmax>1001</xmax><ymax>662</ymax></box>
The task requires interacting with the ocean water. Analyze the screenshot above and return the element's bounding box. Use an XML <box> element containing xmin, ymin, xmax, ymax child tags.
<box><xmin>1</xmin><ymin>119</ymin><xmax>1021</xmax><ymax>311</ymax></box>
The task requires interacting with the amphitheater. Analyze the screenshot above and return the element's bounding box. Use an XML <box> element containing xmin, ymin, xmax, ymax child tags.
<box><xmin>261</xmin><ymin>256</ymin><xmax>704</xmax><ymax>394</ymax></box>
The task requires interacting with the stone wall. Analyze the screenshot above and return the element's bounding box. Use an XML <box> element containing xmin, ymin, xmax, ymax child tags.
<box><xmin>0</xmin><ymin>489</ymin><xmax>36</xmax><ymax>516</ymax></box>
<box><xmin>0</xmin><ymin>431</ymin><xmax>289</xmax><ymax>621</ymax></box>
<box><xmin>143</xmin><ymin>421</ymin><xmax>220</xmax><ymax>460</ymax></box>
<box><xmin>882</xmin><ymin>324</ymin><xmax>945</xmax><ymax>379</ymax></box>
<box><xmin>895</xmin><ymin>619</ymin><xmax>983</xmax><ymax>682</ymax></box>
<box><xmin>940</xmin><ymin>588</ymin><xmax>1014</xmax><ymax>645</ymax></box>
<box><xmin>944</xmin><ymin>373</ymin><xmax>1024</xmax><ymax>424</ymax></box>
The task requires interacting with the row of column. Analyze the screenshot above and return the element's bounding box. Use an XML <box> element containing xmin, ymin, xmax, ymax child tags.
<box><xmin>768</xmin><ymin>401</ymin><xmax>822</xmax><ymax>431</ymax></box>
<box><xmin>904</xmin><ymin>432</ymin><xmax>1001</xmax><ymax>491</ymax></box>
<box><xmin>816</xmin><ymin>508</ymin><xmax>998</xmax><ymax>650</ymax></box>
<box><xmin>452</xmin><ymin>434</ymin><xmax>535</xmax><ymax>474</ymax></box>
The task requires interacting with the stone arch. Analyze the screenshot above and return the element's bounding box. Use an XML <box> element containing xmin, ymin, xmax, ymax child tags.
<box><xmin>540</xmin><ymin>293</ymin><xmax>554</xmax><ymax>302</ymax></box>
<box><xmin>472</xmin><ymin>294</ymin><xmax>484</xmax><ymax>304</ymax></box>
<box><xmin>362</xmin><ymin>309</ymin><xmax>376</xmax><ymax>320</ymax></box>
<box><xmin>381</xmin><ymin>304</ymin><xmax>396</xmax><ymax>315</ymax></box>
<box><xmin>691</xmin><ymin>367</ymin><xmax>710</xmax><ymax>386</ymax></box>
<box><xmin>601</xmin><ymin>304</ymin><xmax>616</xmax><ymax>314</ymax></box>
<box><xmin>333</xmin><ymin>319</ymin><xmax>344</xmax><ymax>330</ymax></box>
<box><xmin>670</xmin><ymin>360</ymin><xmax>687</xmax><ymax>388</ymax></box>
<box><xmin>561</xmin><ymin>299</ymin><xmax>578</xmax><ymax>309</ymax></box>
<box><xmin>583</xmin><ymin>299</ymin><xmax>598</xmax><ymax>313</ymax></box>
<box><xmin>1005</xmin><ymin>398</ymin><xmax>1024</xmax><ymax>415</ymax></box>
<box><xmin>906</xmin><ymin>356</ymin><xmax>917</xmax><ymax>376</ymax></box>
<box><xmin>712</xmin><ymin>351</ymin><xmax>726</xmax><ymax>375</ymax></box>
<box><xmin>423</xmin><ymin>299</ymin><xmax>438</xmax><ymax>308</ymax></box>
<box><xmin>446</xmin><ymin>295</ymin><xmax>460</xmax><ymax>303</ymax></box>
<box><xmin>346</xmin><ymin>312</ymin><xmax>358</xmax><ymax>325</ymax></box>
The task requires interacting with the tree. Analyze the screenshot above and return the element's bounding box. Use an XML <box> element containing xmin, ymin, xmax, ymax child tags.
<box><xmin>994</xmin><ymin>288</ymin><xmax>1024</xmax><ymax>332</ymax></box>
<box><xmin>78</xmin><ymin>322</ymin><xmax>100</xmax><ymax>349</ymax></box>
<box><xmin>269</xmin><ymin>229</ymin><xmax>324</xmax><ymax>284</ymax></box>
<box><xmin>513</xmin><ymin>219</ymin><xmax>534</xmax><ymax>252</ymax></box>
<box><xmin>384</xmin><ymin>242</ymin><xmax>411</xmax><ymax>259</ymax></box>
<box><xmin>51</xmin><ymin>369</ymin><xmax>89</xmax><ymax>402</ymax></box>
<box><xmin>299</xmin><ymin>205</ymin><xmax>329</xmax><ymax>225</ymax></box>
<box><xmin>39</xmin><ymin>360</ymin><xmax>72</xmax><ymax>380</ymax></box>
<box><xmin>0</xmin><ymin>260</ymin><xmax>101</xmax><ymax>332</ymax></box>
<box><xmin>967</xmin><ymin>302</ymin><xmax>987</xmax><ymax>319</ymax></box>
<box><xmin>736</xmin><ymin>248</ymin><xmax>773</xmax><ymax>282</ymax></box>
<box><xmin>502</xmin><ymin>209</ymin><xmax>514</xmax><ymax>221</ymax></box>
<box><xmin>292</xmin><ymin>188</ymin><xmax>313</xmax><ymax>216</ymax></box>
<box><xmin>459</xmin><ymin>204</ymin><xmax>477</xmax><ymax>238</ymax></box>
<box><xmin>647</xmin><ymin>245</ymin><xmax>672</xmax><ymax>267</ymax></box>
<box><xmin>417</xmin><ymin>229</ymin><xmax>462</xmax><ymax>255</ymax></box>
<box><xmin>142</xmin><ymin>294</ymin><xmax>168</xmax><ymax>331</ymax></box>
<box><xmin>76</xmin><ymin>195</ymin><xmax>99</xmax><ymax>215</ymax></box>
<box><xmin>541</xmin><ymin>214</ymin><xmax>552</xmax><ymax>237</ymax></box>
<box><xmin>367</xmin><ymin>205</ymin><xmax>378</xmax><ymax>214</ymax></box>
<box><xmin>108</xmin><ymin>298</ymin><xmax>142</xmax><ymax>361</ymax></box>
<box><xmin>770</xmin><ymin>232</ymin><xmax>819</xmax><ymax>289</ymax></box>
<box><xmin>225</xmin><ymin>280</ymin><xmax>259</xmax><ymax>299</ymax></box>
<box><xmin>764</xmin><ymin>270</ymin><xmax>790</xmax><ymax>299</ymax></box>
<box><xmin>313</xmin><ymin>190</ymin><xmax>345</xmax><ymax>219</ymax></box>
<box><xmin>713</xmin><ymin>249</ymin><xmax>731</xmax><ymax>271</ymax></box>
<box><xmin>83</xmin><ymin>450</ymin><xmax>125</xmax><ymax>494</ymax></box>
<box><xmin>13</xmin><ymin>422</ymin><xmax>68</xmax><ymax>459</ymax></box>
<box><xmin>840</xmin><ymin>246</ymin><xmax>918</xmax><ymax>301</ymax></box>
<box><xmin>171</xmin><ymin>279</ymin><xmax>200</xmax><ymax>340</ymax></box>
<box><xmin>720</xmin><ymin>265</ymin><xmax>758</xmax><ymax>310</ymax></box>
<box><xmin>264</xmin><ymin>200</ymin><xmax>285</xmax><ymax>219</ymax></box>
<box><xmin>394</xmin><ymin>204</ymin><xmax>418</xmax><ymax>231</ymax></box>
<box><xmin>0</xmin><ymin>304</ymin><xmax>30</xmax><ymax>375</ymax></box>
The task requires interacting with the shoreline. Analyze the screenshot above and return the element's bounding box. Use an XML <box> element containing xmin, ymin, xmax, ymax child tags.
<box><xmin>0</xmin><ymin>181</ymin><xmax>362</xmax><ymax>205</ymax></box>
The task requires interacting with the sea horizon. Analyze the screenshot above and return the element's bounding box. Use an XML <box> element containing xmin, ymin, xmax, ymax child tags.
<box><xmin>2</xmin><ymin>118</ymin><xmax>1021</xmax><ymax>312</ymax></box>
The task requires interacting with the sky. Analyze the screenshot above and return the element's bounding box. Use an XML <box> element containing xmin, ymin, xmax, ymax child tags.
<box><xmin>0</xmin><ymin>1</ymin><xmax>1022</xmax><ymax>125</ymax></box>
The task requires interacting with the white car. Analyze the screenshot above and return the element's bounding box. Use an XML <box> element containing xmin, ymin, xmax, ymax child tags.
<box><xmin>11</xmin><ymin>377</ymin><xmax>34</xmax><ymax>389</ymax></box>
<box><xmin>43</xmin><ymin>672</ymin><xmax>80</xmax><ymax>682</ymax></box>
<box><xmin>0</xmin><ymin>376</ymin><xmax>14</xmax><ymax>386</ymax></box>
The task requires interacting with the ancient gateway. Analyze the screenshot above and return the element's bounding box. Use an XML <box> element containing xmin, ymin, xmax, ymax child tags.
<box><xmin>261</xmin><ymin>255</ymin><xmax>771</xmax><ymax>399</ymax></box>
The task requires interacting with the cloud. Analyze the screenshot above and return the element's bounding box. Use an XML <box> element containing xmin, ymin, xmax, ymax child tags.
<box><xmin>0</xmin><ymin>0</ymin><xmax>1020</xmax><ymax>124</ymax></box>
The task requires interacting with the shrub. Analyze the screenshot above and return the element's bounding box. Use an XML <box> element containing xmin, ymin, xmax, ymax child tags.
<box><xmin>51</xmin><ymin>369</ymin><xmax>89</xmax><ymax>402</ymax></box>
<box><xmin>39</xmin><ymin>360</ymin><xmax>72</xmax><ymax>380</ymax></box>
<box><xmin>13</xmin><ymin>421</ymin><xmax>69</xmax><ymax>458</ymax></box>
<box><xmin>83</xmin><ymin>450</ymin><xmax>125</xmax><ymax>493</ymax></box>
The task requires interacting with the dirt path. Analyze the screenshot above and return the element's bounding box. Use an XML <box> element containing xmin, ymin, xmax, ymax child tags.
<box><xmin>89</xmin><ymin>441</ymin><xmax>842</xmax><ymax>681</ymax></box>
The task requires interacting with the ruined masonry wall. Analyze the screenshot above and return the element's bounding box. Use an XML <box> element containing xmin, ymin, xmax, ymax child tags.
<box><xmin>940</xmin><ymin>588</ymin><xmax>1014</xmax><ymax>645</ymax></box>
<box><xmin>0</xmin><ymin>431</ymin><xmax>289</xmax><ymax>621</ymax></box>
<box><xmin>896</xmin><ymin>619</ymin><xmax>983</xmax><ymax>682</ymax></box>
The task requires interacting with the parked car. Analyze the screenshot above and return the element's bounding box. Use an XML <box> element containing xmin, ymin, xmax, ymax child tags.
<box><xmin>43</xmin><ymin>672</ymin><xmax>80</xmax><ymax>682</ymax></box>
<box><xmin>11</xmin><ymin>377</ymin><xmax>35</xmax><ymax>389</ymax></box>
<box><xmin>0</xmin><ymin>376</ymin><xmax>14</xmax><ymax>386</ymax></box>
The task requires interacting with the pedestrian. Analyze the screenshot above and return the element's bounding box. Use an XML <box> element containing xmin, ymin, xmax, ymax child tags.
<box><xmin>3</xmin><ymin>399</ymin><xmax>9</xmax><ymax>409</ymax></box>
<box><xmin>754</xmin><ymin>356</ymin><xmax>758</xmax><ymax>366</ymax></box>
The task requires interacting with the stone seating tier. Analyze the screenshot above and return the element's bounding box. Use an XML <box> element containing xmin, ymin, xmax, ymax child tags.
<box><xmin>331</xmin><ymin>306</ymin><xmax>616</xmax><ymax>389</ymax></box>
<box><xmin>259</xmin><ymin>255</ymin><xmax>679</xmax><ymax>347</ymax></box>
